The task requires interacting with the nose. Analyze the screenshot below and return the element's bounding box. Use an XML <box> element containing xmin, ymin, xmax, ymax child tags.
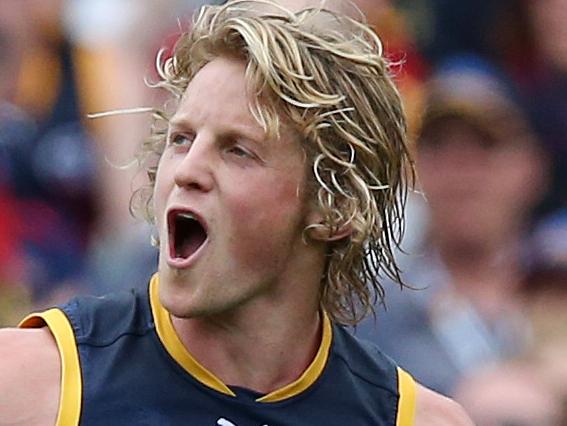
<box><xmin>173</xmin><ymin>135</ymin><xmax>215</xmax><ymax>192</ymax></box>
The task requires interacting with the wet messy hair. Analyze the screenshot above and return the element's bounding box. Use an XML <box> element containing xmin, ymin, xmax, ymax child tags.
<box><xmin>133</xmin><ymin>0</ymin><xmax>414</xmax><ymax>325</ymax></box>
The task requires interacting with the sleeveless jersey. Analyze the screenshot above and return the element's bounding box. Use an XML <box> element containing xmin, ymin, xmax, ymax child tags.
<box><xmin>20</xmin><ymin>274</ymin><xmax>416</xmax><ymax>425</ymax></box>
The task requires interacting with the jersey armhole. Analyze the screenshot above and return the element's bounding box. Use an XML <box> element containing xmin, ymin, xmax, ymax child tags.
<box><xmin>19</xmin><ymin>309</ymin><xmax>82</xmax><ymax>426</ymax></box>
<box><xmin>396</xmin><ymin>367</ymin><xmax>416</xmax><ymax>426</ymax></box>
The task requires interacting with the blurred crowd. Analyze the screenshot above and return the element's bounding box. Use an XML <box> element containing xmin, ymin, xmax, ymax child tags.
<box><xmin>1</xmin><ymin>0</ymin><xmax>566</xmax><ymax>424</ymax></box>
<box><xmin>355</xmin><ymin>1</ymin><xmax>567</xmax><ymax>425</ymax></box>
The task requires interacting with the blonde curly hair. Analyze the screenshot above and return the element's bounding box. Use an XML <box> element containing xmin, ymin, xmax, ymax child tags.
<box><xmin>132</xmin><ymin>0</ymin><xmax>414</xmax><ymax>325</ymax></box>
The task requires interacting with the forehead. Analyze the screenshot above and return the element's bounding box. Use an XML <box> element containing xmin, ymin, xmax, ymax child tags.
<box><xmin>170</xmin><ymin>56</ymin><xmax>299</xmax><ymax>151</ymax></box>
<box><xmin>170</xmin><ymin>57</ymin><xmax>266</xmax><ymax>137</ymax></box>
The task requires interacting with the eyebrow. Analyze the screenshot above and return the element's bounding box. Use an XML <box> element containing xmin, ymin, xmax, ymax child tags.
<box><xmin>168</xmin><ymin>116</ymin><xmax>192</xmax><ymax>131</ymax></box>
<box><xmin>168</xmin><ymin>114</ymin><xmax>267</xmax><ymax>144</ymax></box>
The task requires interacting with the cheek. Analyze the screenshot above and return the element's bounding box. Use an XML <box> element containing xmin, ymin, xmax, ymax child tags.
<box><xmin>153</xmin><ymin>161</ymin><xmax>175</xmax><ymax>226</ymax></box>
<box><xmin>235</xmin><ymin>177</ymin><xmax>303</xmax><ymax>225</ymax></box>
<box><xmin>224</xmin><ymin>178</ymin><xmax>305</xmax><ymax>259</ymax></box>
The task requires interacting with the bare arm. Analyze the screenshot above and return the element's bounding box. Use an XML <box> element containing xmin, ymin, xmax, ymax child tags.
<box><xmin>415</xmin><ymin>384</ymin><xmax>475</xmax><ymax>426</ymax></box>
<box><xmin>0</xmin><ymin>328</ymin><xmax>60</xmax><ymax>426</ymax></box>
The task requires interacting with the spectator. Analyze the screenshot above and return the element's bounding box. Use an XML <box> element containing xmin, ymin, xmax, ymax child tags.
<box><xmin>354</xmin><ymin>54</ymin><xmax>548</xmax><ymax>395</ymax></box>
<box><xmin>0</xmin><ymin>0</ymin><xmax>96</xmax><ymax>312</ymax></box>
<box><xmin>454</xmin><ymin>210</ymin><xmax>567</xmax><ymax>425</ymax></box>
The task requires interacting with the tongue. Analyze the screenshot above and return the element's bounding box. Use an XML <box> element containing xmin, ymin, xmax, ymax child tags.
<box><xmin>177</xmin><ymin>233</ymin><xmax>205</xmax><ymax>259</ymax></box>
<box><xmin>175</xmin><ymin>218</ymin><xmax>207</xmax><ymax>259</ymax></box>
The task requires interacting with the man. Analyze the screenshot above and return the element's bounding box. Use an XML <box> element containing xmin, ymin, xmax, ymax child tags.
<box><xmin>0</xmin><ymin>1</ymin><xmax>472</xmax><ymax>424</ymax></box>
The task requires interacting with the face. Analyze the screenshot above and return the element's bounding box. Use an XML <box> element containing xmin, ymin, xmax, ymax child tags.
<box><xmin>418</xmin><ymin>117</ymin><xmax>542</xmax><ymax>245</ymax></box>
<box><xmin>153</xmin><ymin>56</ymin><xmax>322</xmax><ymax>318</ymax></box>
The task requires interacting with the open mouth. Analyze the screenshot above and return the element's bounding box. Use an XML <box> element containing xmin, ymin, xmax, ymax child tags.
<box><xmin>168</xmin><ymin>210</ymin><xmax>208</xmax><ymax>260</ymax></box>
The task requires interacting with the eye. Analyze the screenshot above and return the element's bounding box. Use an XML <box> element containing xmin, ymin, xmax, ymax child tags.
<box><xmin>168</xmin><ymin>132</ymin><xmax>195</xmax><ymax>147</ymax></box>
<box><xmin>227</xmin><ymin>145</ymin><xmax>254</xmax><ymax>158</ymax></box>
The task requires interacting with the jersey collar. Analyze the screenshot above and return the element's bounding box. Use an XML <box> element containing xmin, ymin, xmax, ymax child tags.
<box><xmin>149</xmin><ymin>273</ymin><xmax>333</xmax><ymax>403</ymax></box>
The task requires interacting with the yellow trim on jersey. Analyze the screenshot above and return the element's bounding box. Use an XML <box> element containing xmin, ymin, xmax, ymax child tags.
<box><xmin>19</xmin><ymin>309</ymin><xmax>82</xmax><ymax>426</ymax></box>
<box><xmin>396</xmin><ymin>367</ymin><xmax>416</xmax><ymax>426</ymax></box>
<box><xmin>149</xmin><ymin>274</ymin><xmax>236</xmax><ymax>397</ymax></box>
<box><xmin>258</xmin><ymin>312</ymin><xmax>332</xmax><ymax>403</ymax></box>
<box><xmin>149</xmin><ymin>274</ymin><xmax>332</xmax><ymax>403</ymax></box>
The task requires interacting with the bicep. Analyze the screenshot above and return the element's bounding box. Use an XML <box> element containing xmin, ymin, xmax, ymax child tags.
<box><xmin>0</xmin><ymin>328</ymin><xmax>60</xmax><ymax>425</ymax></box>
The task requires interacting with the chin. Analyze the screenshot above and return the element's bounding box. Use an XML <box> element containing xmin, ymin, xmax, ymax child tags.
<box><xmin>159</xmin><ymin>282</ymin><xmax>228</xmax><ymax>320</ymax></box>
<box><xmin>168</xmin><ymin>303</ymin><xmax>235</xmax><ymax>320</ymax></box>
<box><xmin>161</xmin><ymin>293</ymin><xmax>204</xmax><ymax>319</ymax></box>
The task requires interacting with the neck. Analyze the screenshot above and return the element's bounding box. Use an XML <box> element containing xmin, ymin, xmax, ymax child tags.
<box><xmin>172</xmin><ymin>302</ymin><xmax>323</xmax><ymax>394</ymax></box>
<box><xmin>170</xmin><ymin>243</ymin><xmax>327</xmax><ymax>395</ymax></box>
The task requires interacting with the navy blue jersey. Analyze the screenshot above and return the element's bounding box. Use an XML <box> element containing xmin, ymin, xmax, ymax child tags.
<box><xmin>20</xmin><ymin>274</ymin><xmax>416</xmax><ymax>425</ymax></box>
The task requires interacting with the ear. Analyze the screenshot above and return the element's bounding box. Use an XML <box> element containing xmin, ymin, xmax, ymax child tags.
<box><xmin>305</xmin><ymin>209</ymin><xmax>352</xmax><ymax>242</ymax></box>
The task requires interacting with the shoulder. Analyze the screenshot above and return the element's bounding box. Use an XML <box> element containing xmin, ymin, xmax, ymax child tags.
<box><xmin>332</xmin><ymin>325</ymin><xmax>399</xmax><ymax>389</ymax></box>
<box><xmin>59</xmin><ymin>288</ymin><xmax>152</xmax><ymax>344</ymax></box>
<box><xmin>415</xmin><ymin>384</ymin><xmax>474</xmax><ymax>426</ymax></box>
<box><xmin>332</xmin><ymin>330</ymin><xmax>472</xmax><ymax>425</ymax></box>
<box><xmin>0</xmin><ymin>327</ymin><xmax>60</xmax><ymax>425</ymax></box>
